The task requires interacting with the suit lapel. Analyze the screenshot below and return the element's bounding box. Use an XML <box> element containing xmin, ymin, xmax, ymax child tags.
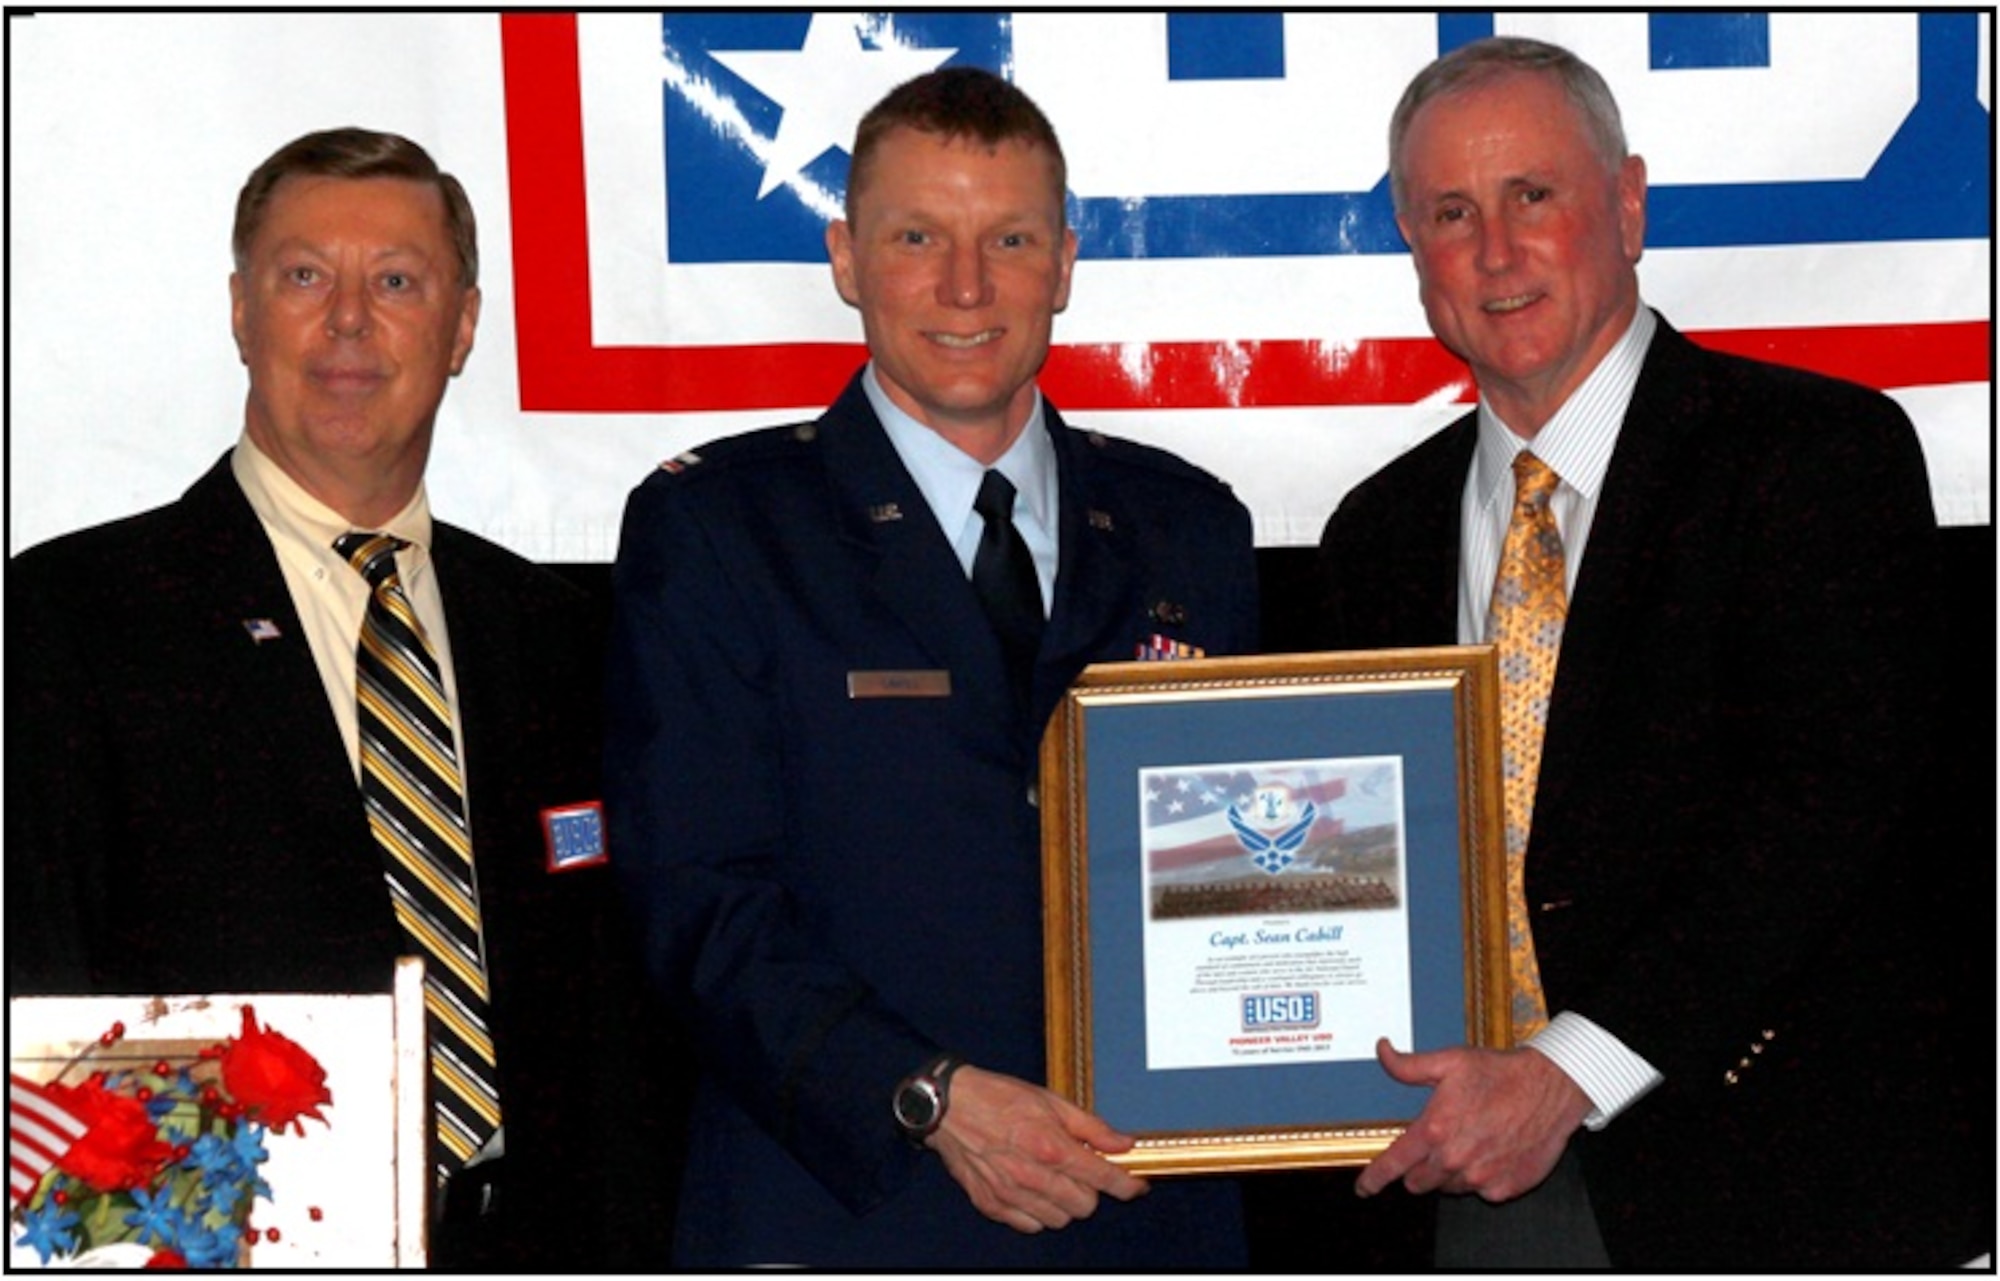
<box><xmin>817</xmin><ymin>380</ymin><xmax>1020</xmax><ymax>728</ymax></box>
<box><xmin>1035</xmin><ymin>413</ymin><xmax>1142</xmax><ymax>714</ymax></box>
<box><xmin>432</xmin><ymin>526</ymin><xmax>525</xmax><ymax>824</ymax></box>
<box><xmin>171</xmin><ymin>455</ymin><xmax>377</xmax><ymax>857</ymax></box>
<box><xmin>1403</xmin><ymin>421</ymin><xmax>1476</xmax><ymax>644</ymax></box>
<box><xmin>1539</xmin><ymin>322</ymin><xmax>1709</xmax><ymax>821</ymax></box>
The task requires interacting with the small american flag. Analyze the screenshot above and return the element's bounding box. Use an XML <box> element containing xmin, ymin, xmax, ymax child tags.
<box><xmin>9</xmin><ymin>1074</ymin><xmax>85</xmax><ymax>1206</ymax></box>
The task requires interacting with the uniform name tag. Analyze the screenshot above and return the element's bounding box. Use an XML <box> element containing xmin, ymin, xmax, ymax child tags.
<box><xmin>847</xmin><ymin>670</ymin><xmax>952</xmax><ymax>699</ymax></box>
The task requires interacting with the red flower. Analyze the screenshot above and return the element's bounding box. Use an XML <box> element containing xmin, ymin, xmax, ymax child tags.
<box><xmin>44</xmin><ymin>1079</ymin><xmax>172</xmax><ymax>1192</ymax></box>
<box><xmin>219</xmin><ymin>1005</ymin><xmax>332</xmax><ymax>1136</ymax></box>
<box><xmin>144</xmin><ymin>1250</ymin><xmax>189</xmax><ymax>1269</ymax></box>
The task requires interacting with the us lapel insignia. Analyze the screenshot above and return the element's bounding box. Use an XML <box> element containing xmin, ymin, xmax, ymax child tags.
<box><xmin>1148</xmin><ymin>599</ymin><xmax>1188</xmax><ymax>627</ymax></box>
<box><xmin>868</xmin><ymin>502</ymin><xmax>904</xmax><ymax>523</ymax></box>
<box><xmin>659</xmin><ymin>450</ymin><xmax>703</xmax><ymax>473</ymax></box>
<box><xmin>241</xmin><ymin>618</ymin><xmax>284</xmax><ymax>644</ymax></box>
<box><xmin>542</xmin><ymin>801</ymin><xmax>609</xmax><ymax>872</ymax></box>
<box><xmin>1088</xmin><ymin>509</ymin><xmax>1115</xmax><ymax>531</ymax></box>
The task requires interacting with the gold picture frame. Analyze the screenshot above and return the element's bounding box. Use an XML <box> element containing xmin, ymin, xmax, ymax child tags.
<box><xmin>1040</xmin><ymin>647</ymin><xmax>1508</xmax><ymax>1175</ymax></box>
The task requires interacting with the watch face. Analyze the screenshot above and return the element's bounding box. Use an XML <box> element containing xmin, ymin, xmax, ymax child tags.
<box><xmin>895</xmin><ymin>1080</ymin><xmax>940</xmax><ymax>1132</ymax></box>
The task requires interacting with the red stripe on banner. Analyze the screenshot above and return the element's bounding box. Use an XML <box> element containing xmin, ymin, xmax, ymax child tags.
<box><xmin>500</xmin><ymin>14</ymin><xmax>862</xmax><ymax>414</ymax></box>
<box><xmin>1692</xmin><ymin>321</ymin><xmax>1992</xmax><ymax>391</ymax></box>
<box><xmin>499</xmin><ymin>14</ymin><xmax>1990</xmax><ymax>416</ymax></box>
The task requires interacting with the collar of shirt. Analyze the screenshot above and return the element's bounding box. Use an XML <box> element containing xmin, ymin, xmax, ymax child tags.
<box><xmin>1471</xmin><ymin>304</ymin><xmax>1656</xmax><ymax>520</ymax></box>
<box><xmin>232</xmin><ymin>431</ymin><xmax>438</xmax><ymax>585</ymax></box>
<box><xmin>863</xmin><ymin>363</ymin><xmax>1059</xmax><ymax>610</ymax></box>
<box><xmin>1459</xmin><ymin>305</ymin><xmax>1658</xmax><ymax>642</ymax></box>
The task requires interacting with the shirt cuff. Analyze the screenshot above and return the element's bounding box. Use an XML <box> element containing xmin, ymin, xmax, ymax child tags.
<box><xmin>1525</xmin><ymin>1011</ymin><xmax>1663</xmax><ymax>1130</ymax></box>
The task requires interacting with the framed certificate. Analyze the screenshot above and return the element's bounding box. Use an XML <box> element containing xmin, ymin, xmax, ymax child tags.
<box><xmin>1040</xmin><ymin>647</ymin><xmax>1507</xmax><ymax>1175</ymax></box>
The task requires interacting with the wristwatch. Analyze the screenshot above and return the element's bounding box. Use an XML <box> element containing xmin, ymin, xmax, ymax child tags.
<box><xmin>891</xmin><ymin>1053</ymin><xmax>964</xmax><ymax>1144</ymax></box>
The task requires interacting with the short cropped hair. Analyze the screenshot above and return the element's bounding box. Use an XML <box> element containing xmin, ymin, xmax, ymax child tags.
<box><xmin>846</xmin><ymin>66</ymin><xmax>1067</xmax><ymax>221</ymax></box>
<box><xmin>232</xmin><ymin>127</ymin><xmax>479</xmax><ymax>288</ymax></box>
<box><xmin>1388</xmin><ymin>36</ymin><xmax>1629</xmax><ymax>214</ymax></box>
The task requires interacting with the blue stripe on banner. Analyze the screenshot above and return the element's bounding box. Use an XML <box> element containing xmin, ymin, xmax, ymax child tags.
<box><xmin>659</xmin><ymin>11</ymin><xmax>1989</xmax><ymax>265</ymax></box>
<box><xmin>1166</xmin><ymin>13</ymin><xmax>1286</xmax><ymax>81</ymax></box>
<box><xmin>1650</xmin><ymin>14</ymin><xmax>1771</xmax><ymax>70</ymax></box>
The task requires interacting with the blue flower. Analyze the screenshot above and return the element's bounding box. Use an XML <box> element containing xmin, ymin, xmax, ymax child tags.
<box><xmin>122</xmin><ymin>1185</ymin><xmax>188</xmax><ymax>1247</ymax></box>
<box><xmin>15</xmin><ymin>1201</ymin><xmax>80</xmax><ymax>1264</ymax></box>
<box><xmin>204</xmin><ymin>1175</ymin><xmax>248</xmax><ymax>1217</ymax></box>
<box><xmin>188</xmin><ymin>1132</ymin><xmax>244</xmax><ymax>1181</ymax></box>
<box><xmin>229</xmin><ymin>1121</ymin><xmax>269</xmax><ymax>1170</ymax></box>
<box><xmin>177</xmin><ymin>1219</ymin><xmax>243</xmax><ymax>1269</ymax></box>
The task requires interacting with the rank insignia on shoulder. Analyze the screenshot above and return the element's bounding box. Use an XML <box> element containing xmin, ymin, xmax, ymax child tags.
<box><xmin>659</xmin><ymin>451</ymin><xmax>703</xmax><ymax>473</ymax></box>
<box><xmin>1136</xmin><ymin>633</ymin><xmax>1204</xmax><ymax>661</ymax></box>
<box><xmin>542</xmin><ymin>801</ymin><xmax>608</xmax><ymax>872</ymax></box>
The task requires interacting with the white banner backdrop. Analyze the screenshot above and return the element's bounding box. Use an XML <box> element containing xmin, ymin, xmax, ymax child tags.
<box><xmin>8</xmin><ymin>11</ymin><xmax>1990</xmax><ymax>563</ymax></box>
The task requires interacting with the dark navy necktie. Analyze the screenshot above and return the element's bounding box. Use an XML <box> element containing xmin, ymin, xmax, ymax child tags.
<box><xmin>971</xmin><ymin>470</ymin><xmax>1044</xmax><ymax>700</ymax></box>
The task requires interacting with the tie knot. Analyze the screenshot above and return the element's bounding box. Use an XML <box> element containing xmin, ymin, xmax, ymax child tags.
<box><xmin>1511</xmin><ymin>452</ymin><xmax>1561</xmax><ymax>509</ymax></box>
<box><xmin>974</xmin><ymin>470</ymin><xmax>1017</xmax><ymax>525</ymax></box>
<box><xmin>335</xmin><ymin>531</ymin><xmax>408</xmax><ymax>588</ymax></box>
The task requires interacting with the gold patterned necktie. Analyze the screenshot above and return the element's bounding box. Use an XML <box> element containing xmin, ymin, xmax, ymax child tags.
<box><xmin>1486</xmin><ymin>453</ymin><xmax>1566</xmax><ymax>1042</ymax></box>
<box><xmin>335</xmin><ymin>532</ymin><xmax>500</xmax><ymax>1184</ymax></box>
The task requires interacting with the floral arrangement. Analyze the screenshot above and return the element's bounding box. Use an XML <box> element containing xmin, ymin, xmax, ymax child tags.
<box><xmin>11</xmin><ymin>1005</ymin><xmax>332</xmax><ymax>1269</ymax></box>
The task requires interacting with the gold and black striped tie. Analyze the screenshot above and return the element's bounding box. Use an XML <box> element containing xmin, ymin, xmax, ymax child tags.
<box><xmin>335</xmin><ymin>532</ymin><xmax>500</xmax><ymax>1184</ymax></box>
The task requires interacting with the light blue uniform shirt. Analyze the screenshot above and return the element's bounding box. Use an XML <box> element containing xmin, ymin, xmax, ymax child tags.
<box><xmin>863</xmin><ymin>364</ymin><xmax>1059</xmax><ymax>615</ymax></box>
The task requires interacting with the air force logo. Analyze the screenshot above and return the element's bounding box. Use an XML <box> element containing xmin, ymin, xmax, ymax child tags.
<box><xmin>1228</xmin><ymin>785</ymin><xmax>1317</xmax><ymax>876</ymax></box>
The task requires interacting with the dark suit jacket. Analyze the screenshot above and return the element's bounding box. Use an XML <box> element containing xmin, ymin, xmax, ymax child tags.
<box><xmin>6</xmin><ymin>453</ymin><xmax>672</xmax><ymax>1270</ymax></box>
<box><xmin>605</xmin><ymin>373</ymin><xmax>1259</xmax><ymax>1268</ymax></box>
<box><xmin>1315</xmin><ymin>317</ymin><xmax>1988</xmax><ymax>1268</ymax></box>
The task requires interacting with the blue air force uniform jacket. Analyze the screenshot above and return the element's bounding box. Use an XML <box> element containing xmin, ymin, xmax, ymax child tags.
<box><xmin>605</xmin><ymin>374</ymin><xmax>1259</xmax><ymax>1267</ymax></box>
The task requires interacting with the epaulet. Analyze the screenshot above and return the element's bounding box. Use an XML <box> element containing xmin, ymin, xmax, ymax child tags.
<box><xmin>1074</xmin><ymin>427</ymin><xmax>1234</xmax><ymax>493</ymax></box>
<box><xmin>651</xmin><ymin>419</ymin><xmax>822</xmax><ymax>479</ymax></box>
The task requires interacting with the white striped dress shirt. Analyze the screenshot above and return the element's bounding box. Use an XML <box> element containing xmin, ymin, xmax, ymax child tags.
<box><xmin>1458</xmin><ymin>305</ymin><xmax>1665</xmax><ymax>1129</ymax></box>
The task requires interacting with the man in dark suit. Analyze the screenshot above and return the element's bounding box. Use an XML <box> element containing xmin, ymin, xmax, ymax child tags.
<box><xmin>7</xmin><ymin>128</ymin><xmax>667</xmax><ymax>1269</ymax></box>
<box><xmin>1316</xmin><ymin>37</ymin><xmax>1987</xmax><ymax>1268</ymax></box>
<box><xmin>605</xmin><ymin>69</ymin><xmax>1258</xmax><ymax>1267</ymax></box>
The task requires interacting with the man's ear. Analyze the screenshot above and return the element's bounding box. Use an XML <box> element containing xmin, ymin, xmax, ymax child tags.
<box><xmin>1618</xmin><ymin>154</ymin><xmax>1648</xmax><ymax>264</ymax></box>
<box><xmin>450</xmin><ymin>286</ymin><xmax>481</xmax><ymax>376</ymax></box>
<box><xmin>827</xmin><ymin>220</ymin><xmax>861</xmax><ymax>307</ymax></box>
<box><xmin>229</xmin><ymin>273</ymin><xmax>251</xmax><ymax>365</ymax></box>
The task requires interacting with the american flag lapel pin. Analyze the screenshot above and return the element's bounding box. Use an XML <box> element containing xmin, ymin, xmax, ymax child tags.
<box><xmin>242</xmin><ymin>618</ymin><xmax>283</xmax><ymax>644</ymax></box>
